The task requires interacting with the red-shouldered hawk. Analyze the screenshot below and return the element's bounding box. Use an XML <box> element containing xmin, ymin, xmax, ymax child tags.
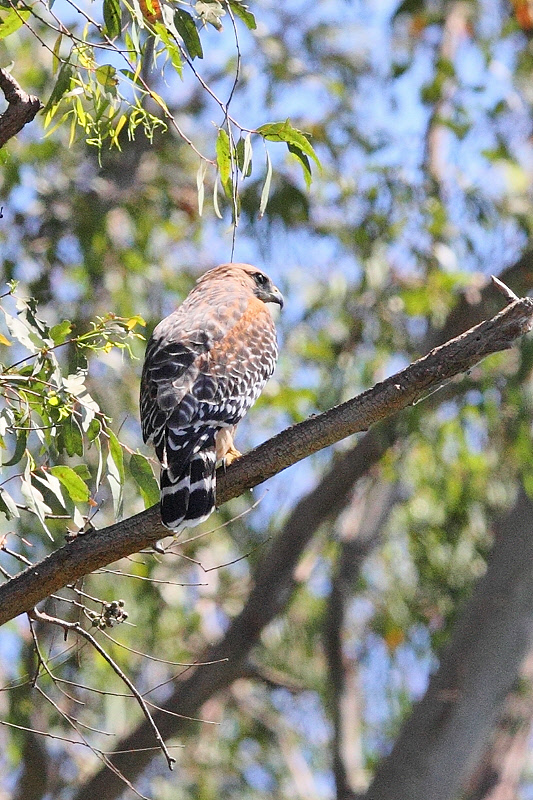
<box><xmin>140</xmin><ymin>263</ymin><xmax>283</xmax><ymax>531</ymax></box>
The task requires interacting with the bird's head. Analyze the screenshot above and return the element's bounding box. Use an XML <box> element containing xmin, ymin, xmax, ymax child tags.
<box><xmin>201</xmin><ymin>263</ymin><xmax>284</xmax><ymax>309</ymax></box>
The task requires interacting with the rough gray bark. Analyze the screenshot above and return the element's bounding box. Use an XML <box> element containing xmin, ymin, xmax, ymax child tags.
<box><xmin>0</xmin><ymin>68</ymin><xmax>41</xmax><ymax>148</ymax></box>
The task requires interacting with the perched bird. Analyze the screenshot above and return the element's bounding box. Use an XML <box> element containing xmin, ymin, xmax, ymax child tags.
<box><xmin>140</xmin><ymin>263</ymin><xmax>283</xmax><ymax>532</ymax></box>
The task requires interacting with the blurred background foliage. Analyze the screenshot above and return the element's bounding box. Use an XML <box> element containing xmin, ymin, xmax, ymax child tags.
<box><xmin>2</xmin><ymin>0</ymin><xmax>533</xmax><ymax>797</ymax></box>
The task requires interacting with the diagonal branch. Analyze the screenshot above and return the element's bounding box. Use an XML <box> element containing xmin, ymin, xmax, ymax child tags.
<box><xmin>0</xmin><ymin>68</ymin><xmax>41</xmax><ymax>148</ymax></box>
<box><xmin>70</xmin><ymin>286</ymin><xmax>533</xmax><ymax>800</ymax></box>
<box><xmin>0</xmin><ymin>292</ymin><xmax>532</xmax><ymax>630</ymax></box>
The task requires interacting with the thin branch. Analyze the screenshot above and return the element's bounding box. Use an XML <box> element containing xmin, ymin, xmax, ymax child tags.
<box><xmin>29</xmin><ymin>608</ymin><xmax>176</xmax><ymax>771</ymax></box>
<box><xmin>0</xmin><ymin>67</ymin><xmax>41</xmax><ymax>148</ymax></box>
<box><xmin>0</xmin><ymin>291</ymin><xmax>532</xmax><ymax>628</ymax></box>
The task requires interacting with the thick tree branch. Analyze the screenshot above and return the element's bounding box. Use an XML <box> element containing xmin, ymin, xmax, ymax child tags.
<box><xmin>0</xmin><ymin>68</ymin><xmax>41</xmax><ymax>149</ymax></box>
<box><xmin>0</xmin><ymin>293</ymin><xmax>532</xmax><ymax>629</ymax></box>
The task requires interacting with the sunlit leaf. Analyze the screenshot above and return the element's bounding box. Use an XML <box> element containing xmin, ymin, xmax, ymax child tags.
<box><xmin>197</xmin><ymin>159</ymin><xmax>208</xmax><ymax>216</ymax></box>
<box><xmin>216</xmin><ymin>128</ymin><xmax>233</xmax><ymax>199</ymax></box>
<box><xmin>259</xmin><ymin>149</ymin><xmax>272</xmax><ymax>218</ymax></box>
<box><xmin>50</xmin><ymin>465</ymin><xmax>91</xmax><ymax>503</ymax></box>
<box><xmin>107</xmin><ymin>430</ymin><xmax>125</xmax><ymax>517</ymax></box>
<box><xmin>257</xmin><ymin>120</ymin><xmax>321</xmax><ymax>185</ymax></box>
<box><xmin>50</xmin><ymin>320</ymin><xmax>72</xmax><ymax>345</ymax></box>
<box><xmin>227</xmin><ymin>0</ymin><xmax>256</xmax><ymax>30</ymax></box>
<box><xmin>130</xmin><ymin>453</ymin><xmax>159</xmax><ymax>507</ymax></box>
<box><xmin>0</xmin><ymin>8</ymin><xmax>30</xmax><ymax>40</ymax></box>
<box><xmin>96</xmin><ymin>65</ymin><xmax>119</xmax><ymax>89</ymax></box>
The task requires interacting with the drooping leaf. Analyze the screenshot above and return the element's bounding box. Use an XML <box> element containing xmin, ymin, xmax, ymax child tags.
<box><xmin>107</xmin><ymin>430</ymin><xmax>125</xmax><ymax>517</ymax></box>
<box><xmin>216</xmin><ymin>128</ymin><xmax>233</xmax><ymax>199</ymax></box>
<box><xmin>2</xmin><ymin>427</ymin><xmax>28</xmax><ymax>467</ymax></box>
<box><xmin>236</xmin><ymin>133</ymin><xmax>253</xmax><ymax>177</ymax></box>
<box><xmin>288</xmin><ymin>143</ymin><xmax>312</xmax><ymax>189</ymax></box>
<box><xmin>259</xmin><ymin>149</ymin><xmax>273</xmax><ymax>218</ymax></box>
<box><xmin>60</xmin><ymin>418</ymin><xmax>84</xmax><ymax>457</ymax></box>
<box><xmin>0</xmin><ymin>487</ymin><xmax>19</xmax><ymax>520</ymax></box>
<box><xmin>257</xmin><ymin>120</ymin><xmax>321</xmax><ymax>183</ymax></box>
<box><xmin>3</xmin><ymin>311</ymin><xmax>39</xmax><ymax>352</ymax></box>
<box><xmin>227</xmin><ymin>0</ymin><xmax>256</xmax><ymax>30</ymax></box>
<box><xmin>103</xmin><ymin>0</ymin><xmax>122</xmax><ymax>39</ymax></box>
<box><xmin>130</xmin><ymin>453</ymin><xmax>160</xmax><ymax>507</ymax></box>
<box><xmin>174</xmin><ymin>9</ymin><xmax>203</xmax><ymax>59</ymax></box>
<box><xmin>42</xmin><ymin>61</ymin><xmax>73</xmax><ymax>115</ymax></box>
<box><xmin>21</xmin><ymin>461</ymin><xmax>53</xmax><ymax>539</ymax></box>
<box><xmin>197</xmin><ymin>159</ymin><xmax>208</xmax><ymax>216</ymax></box>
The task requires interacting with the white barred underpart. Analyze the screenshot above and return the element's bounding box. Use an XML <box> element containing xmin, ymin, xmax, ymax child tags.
<box><xmin>139</xmin><ymin>264</ymin><xmax>281</xmax><ymax>531</ymax></box>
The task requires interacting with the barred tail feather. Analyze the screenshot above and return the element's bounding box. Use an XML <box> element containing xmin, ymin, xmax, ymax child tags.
<box><xmin>160</xmin><ymin>447</ymin><xmax>217</xmax><ymax>531</ymax></box>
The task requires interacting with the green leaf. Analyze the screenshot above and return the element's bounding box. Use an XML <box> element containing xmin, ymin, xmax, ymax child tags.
<box><xmin>21</xmin><ymin>461</ymin><xmax>53</xmax><ymax>539</ymax></box>
<box><xmin>103</xmin><ymin>0</ymin><xmax>122</xmax><ymax>38</ymax></box>
<box><xmin>257</xmin><ymin>120</ymin><xmax>321</xmax><ymax>170</ymax></box>
<box><xmin>50</xmin><ymin>465</ymin><xmax>90</xmax><ymax>503</ymax></box>
<box><xmin>153</xmin><ymin>22</ymin><xmax>183</xmax><ymax>74</ymax></box>
<box><xmin>73</xmin><ymin>463</ymin><xmax>92</xmax><ymax>481</ymax></box>
<box><xmin>0</xmin><ymin>9</ymin><xmax>30</xmax><ymax>40</ymax></box>
<box><xmin>87</xmin><ymin>417</ymin><xmax>101</xmax><ymax>443</ymax></box>
<box><xmin>174</xmin><ymin>9</ymin><xmax>203</xmax><ymax>59</ymax></box>
<box><xmin>60</xmin><ymin>418</ymin><xmax>84</xmax><ymax>457</ymax></box>
<box><xmin>50</xmin><ymin>320</ymin><xmax>72</xmax><ymax>345</ymax></box>
<box><xmin>130</xmin><ymin>453</ymin><xmax>159</xmax><ymax>507</ymax></box>
<box><xmin>2</xmin><ymin>427</ymin><xmax>28</xmax><ymax>467</ymax></box>
<box><xmin>96</xmin><ymin>64</ymin><xmax>118</xmax><ymax>90</ymax></box>
<box><xmin>288</xmin><ymin>143</ymin><xmax>311</xmax><ymax>188</ymax></box>
<box><xmin>216</xmin><ymin>128</ymin><xmax>233</xmax><ymax>199</ymax></box>
<box><xmin>43</xmin><ymin>61</ymin><xmax>73</xmax><ymax>115</ymax></box>
<box><xmin>236</xmin><ymin>134</ymin><xmax>252</xmax><ymax>177</ymax></box>
<box><xmin>52</xmin><ymin>33</ymin><xmax>62</xmax><ymax>74</ymax></box>
<box><xmin>227</xmin><ymin>0</ymin><xmax>256</xmax><ymax>30</ymax></box>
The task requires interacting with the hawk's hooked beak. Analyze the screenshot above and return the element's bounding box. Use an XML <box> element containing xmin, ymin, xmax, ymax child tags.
<box><xmin>269</xmin><ymin>285</ymin><xmax>284</xmax><ymax>309</ymax></box>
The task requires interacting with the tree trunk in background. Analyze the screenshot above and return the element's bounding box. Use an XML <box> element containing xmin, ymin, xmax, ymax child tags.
<box><xmin>365</xmin><ymin>488</ymin><xmax>533</xmax><ymax>800</ymax></box>
<box><xmin>464</xmin><ymin>651</ymin><xmax>533</xmax><ymax>800</ymax></box>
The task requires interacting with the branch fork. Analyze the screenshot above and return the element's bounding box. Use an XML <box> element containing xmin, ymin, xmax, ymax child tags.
<box><xmin>0</xmin><ymin>67</ymin><xmax>41</xmax><ymax>149</ymax></box>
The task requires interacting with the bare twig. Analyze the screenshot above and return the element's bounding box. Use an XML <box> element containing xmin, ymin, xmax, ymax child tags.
<box><xmin>0</xmin><ymin>292</ymin><xmax>532</xmax><ymax>629</ymax></box>
<box><xmin>491</xmin><ymin>275</ymin><xmax>520</xmax><ymax>304</ymax></box>
<box><xmin>29</xmin><ymin>608</ymin><xmax>176</xmax><ymax>771</ymax></box>
<box><xmin>0</xmin><ymin>68</ymin><xmax>41</xmax><ymax>148</ymax></box>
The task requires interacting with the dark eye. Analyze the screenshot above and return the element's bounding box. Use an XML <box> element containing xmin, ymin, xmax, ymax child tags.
<box><xmin>254</xmin><ymin>272</ymin><xmax>268</xmax><ymax>287</ymax></box>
